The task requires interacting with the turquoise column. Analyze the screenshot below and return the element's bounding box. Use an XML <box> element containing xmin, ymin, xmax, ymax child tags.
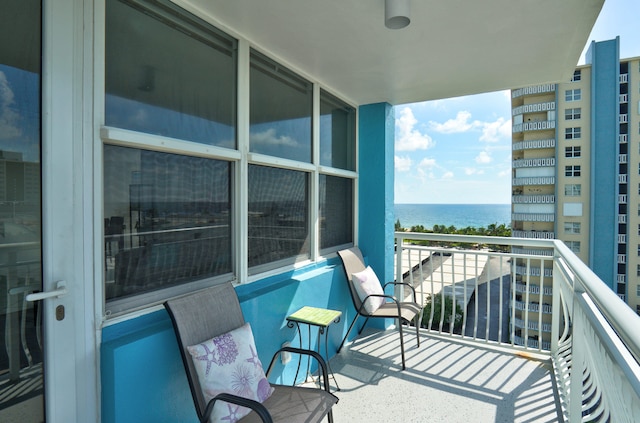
<box><xmin>587</xmin><ymin>38</ymin><xmax>619</xmax><ymax>291</ymax></box>
<box><xmin>357</xmin><ymin>103</ymin><xmax>395</xmax><ymax>287</ymax></box>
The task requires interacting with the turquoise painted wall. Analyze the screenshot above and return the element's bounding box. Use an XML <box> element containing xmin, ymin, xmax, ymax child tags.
<box><xmin>101</xmin><ymin>258</ymin><xmax>353</xmax><ymax>423</ymax></box>
<box><xmin>587</xmin><ymin>38</ymin><xmax>620</xmax><ymax>291</ymax></box>
<box><xmin>357</xmin><ymin>103</ymin><xmax>395</xmax><ymax>283</ymax></box>
<box><xmin>100</xmin><ymin>102</ymin><xmax>393</xmax><ymax>422</ymax></box>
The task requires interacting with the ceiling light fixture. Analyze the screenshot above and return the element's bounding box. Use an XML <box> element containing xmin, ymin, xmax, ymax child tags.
<box><xmin>385</xmin><ymin>0</ymin><xmax>410</xmax><ymax>29</ymax></box>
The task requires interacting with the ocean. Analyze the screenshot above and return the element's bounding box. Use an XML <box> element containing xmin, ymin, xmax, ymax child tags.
<box><xmin>394</xmin><ymin>204</ymin><xmax>511</xmax><ymax>230</ymax></box>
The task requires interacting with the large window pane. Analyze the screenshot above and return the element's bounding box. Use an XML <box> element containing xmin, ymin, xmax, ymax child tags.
<box><xmin>103</xmin><ymin>145</ymin><xmax>231</xmax><ymax>302</ymax></box>
<box><xmin>105</xmin><ymin>0</ymin><xmax>237</xmax><ymax>147</ymax></box>
<box><xmin>250</xmin><ymin>50</ymin><xmax>312</xmax><ymax>162</ymax></box>
<box><xmin>248</xmin><ymin>165</ymin><xmax>309</xmax><ymax>269</ymax></box>
<box><xmin>319</xmin><ymin>175</ymin><xmax>353</xmax><ymax>249</ymax></box>
<box><xmin>320</xmin><ymin>90</ymin><xmax>356</xmax><ymax>170</ymax></box>
<box><xmin>0</xmin><ymin>0</ymin><xmax>44</xmax><ymax>416</ymax></box>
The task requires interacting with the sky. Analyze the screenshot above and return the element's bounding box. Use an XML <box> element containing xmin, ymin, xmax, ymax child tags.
<box><xmin>394</xmin><ymin>0</ymin><xmax>640</xmax><ymax>205</ymax></box>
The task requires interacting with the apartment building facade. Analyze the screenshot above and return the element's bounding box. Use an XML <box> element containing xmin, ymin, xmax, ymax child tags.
<box><xmin>511</xmin><ymin>38</ymin><xmax>640</xmax><ymax>348</ymax></box>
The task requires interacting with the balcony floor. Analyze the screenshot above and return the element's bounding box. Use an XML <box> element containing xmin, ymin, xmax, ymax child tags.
<box><xmin>328</xmin><ymin>328</ymin><xmax>560</xmax><ymax>423</ymax></box>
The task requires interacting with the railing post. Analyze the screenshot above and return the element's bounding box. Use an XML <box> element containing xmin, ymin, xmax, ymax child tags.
<box><xmin>569</xmin><ymin>295</ymin><xmax>585</xmax><ymax>422</ymax></box>
<box><xmin>395</xmin><ymin>234</ymin><xmax>404</xmax><ymax>300</ymax></box>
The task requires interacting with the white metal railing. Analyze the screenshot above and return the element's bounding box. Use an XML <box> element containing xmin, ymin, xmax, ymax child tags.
<box><xmin>512</xmin><ymin>138</ymin><xmax>555</xmax><ymax>151</ymax></box>
<box><xmin>512</xmin><ymin>176</ymin><xmax>555</xmax><ymax>186</ymax></box>
<box><xmin>512</xmin><ymin>120</ymin><xmax>556</xmax><ymax>133</ymax></box>
<box><xmin>512</xmin><ymin>101</ymin><xmax>556</xmax><ymax>116</ymax></box>
<box><xmin>620</xmin><ymin>134</ymin><xmax>628</xmax><ymax>144</ymax></box>
<box><xmin>512</xmin><ymin>194</ymin><xmax>555</xmax><ymax>204</ymax></box>
<box><xmin>394</xmin><ymin>232</ymin><xmax>640</xmax><ymax>422</ymax></box>
<box><xmin>512</xmin><ymin>157</ymin><xmax>556</xmax><ymax>168</ymax></box>
<box><xmin>512</xmin><ymin>84</ymin><xmax>556</xmax><ymax>98</ymax></box>
<box><xmin>511</xmin><ymin>212</ymin><xmax>555</xmax><ymax>222</ymax></box>
<box><xmin>512</xmin><ymin>230</ymin><xmax>555</xmax><ymax>239</ymax></box>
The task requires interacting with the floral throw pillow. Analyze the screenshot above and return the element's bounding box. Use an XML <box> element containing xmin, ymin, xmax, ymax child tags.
<box><xmin>352</xmin><ymin>266</ymin><xmax>386</xmax><ymax>314</ymax></box>
<box><xmin>187</xmin><ymin>323</ymin><xmax>274</xmax><ymax>423</ymax></box>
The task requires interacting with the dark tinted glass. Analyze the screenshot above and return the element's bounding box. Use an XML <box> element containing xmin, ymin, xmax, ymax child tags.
<box><xmin>103</xmin><ymin>145</ymin><xmax>231</xmax><ymax>300</ymax></box>
<box><xmin>319</xmin><ymin>175</ymin><xmax>353</xmax><ymax>249</ymax></box>
<box><xmin>320</xmin><ymin>90</ymin><xmax>356</xmax><ymax>170</ymax></box>
<box><xmin>105</xmin><ymin>0</ymin><xmax>237</xmax><ymax>147</ymax></box>
<box><xmin>250</xmin><ymin>50</ymin><xmax>312</xmax><ymax>162</ymax></box>
<box><xmin>248</xmin><ymin>165</ymin><xmax>309</xmax><ymax>268</ymax></box>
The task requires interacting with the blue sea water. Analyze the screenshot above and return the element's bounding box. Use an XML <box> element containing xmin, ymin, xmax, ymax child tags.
<box><xmin>394</xmin><ymin>204</ymin><xmax>511</xmax><ymax>230</ymax></box>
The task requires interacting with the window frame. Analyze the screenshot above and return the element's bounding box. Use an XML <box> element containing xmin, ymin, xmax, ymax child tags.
<box><xmin>564</xmin><ymin>184</ymin><xmax>581</xmax><ymax>196</ymax></box>
<box><xmin>565</xmin><ymin>127</ymin><xmax>581</xmax><ymax>140</ymax></box>
<box><xmin>565</xmin><ymin>89</ymin><xmax>582</xmax><ymax>102</ymax></box>
<box><xmin>565</xmin><ymin>165</ymin><xmax>581</xmax><ymax>177</ymax></box>
<box><xmin>564</xmin><ymin>107</ymin><xmax>581</xmax><ymax>120</ymax></box>
<box><xmin>565</xmin><ymin>146</ymin><xmax>581</xmax><ymax>158</ymax></box>
<box><xmin>100</xmin><ymin>0</ymin><xmax>358</xmax><ymax>316</ymax></box>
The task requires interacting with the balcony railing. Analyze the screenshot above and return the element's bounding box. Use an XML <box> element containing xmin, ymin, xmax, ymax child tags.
<box><xmin>512</xmin><ymin>101</ymin><xmax>556</xmax><ymax>116</ymax></box>
<box><xmin>512</xmin><ymin>120</ymin><xmax>556</xmax><ymax>133</ymax></box>
<box><xmin>512</xmin><ymin>138</ymin><xmax>555</xmax><ymax>151</ymax></box>
<box><xmin>512</xmin><ymin>157</ymin><xmax>556</xmax><ymax>168</ymax></box>
<box><xmin>394</xmin><ymin>232</ymin><xmax>640</xmax><ymax>422</ymax></box>
<box><xmin>512</xmin><ymin>194</ymin><xmax>555</xmax><ymax>204</ymax></box>
<box><xmin>511</xmin><ymin>212</ymin><xmax>555</xmax><ymax>222</ymax></box>
<box><xmin>512</xmin><ymin>176</ymin><xmax>555</xmax><ymax>186</ymax></box>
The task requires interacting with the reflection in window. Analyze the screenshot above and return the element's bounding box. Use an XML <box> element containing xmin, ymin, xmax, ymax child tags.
<box><xmin>320</xmin><ymin>90</ymin><xmax>356</xmax><ymax>170</ymax></box>
<box><xmin>103</xmin><ymin>145</ymin><xmax>231</xmax><ymax>301</ymax></box>
<box><xmin>248</xmin><ymin>165</ymin><xmax>309</xmax><ymax>269</ymax></box>
<box><xmin>250</xmin><ymin>50</ymin><xmax>312</xmax><ymax>162</ymax></box>
<box><xmin>319</xmin><ymin>175</ymin><xmax>353</xmax><ymax>249</ymax></box>
<box><xmin>105</xmin><ymin>0</ymin><xmax>237</xmax><ymax>147</ymax></box>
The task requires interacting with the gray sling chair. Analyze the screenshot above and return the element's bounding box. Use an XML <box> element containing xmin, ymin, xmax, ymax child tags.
<box><xmin>336</xmin><ymin>247</ymin><xmax>422</xmax><ymax>370</ymax></box>
<box><xmin>165</xmin><ymin>283</ymin><xmax>338</xmax><ymax>423</ymax></box>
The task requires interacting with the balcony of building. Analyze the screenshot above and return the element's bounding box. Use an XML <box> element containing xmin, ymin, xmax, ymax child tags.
<box><xmin>512</xmin><ymin>138</ymin><xmax>556</xmax><ymax>151</ymax></box>
<box><xmin>383</xmin><ymin>232</ymin><xmax>640</xmax><ymax>422</ymax></box>
<box><xmin>512</xmin><ymin>120</ymin><xmax>556</xmax><ymax>133</ymax></box>
<box><xmin>512</xmin><ymin>212</ymin><xmax>555</xmax><ymax>223</ymax></box>
<box><xmin>511</xmin><ymin>101</ymin><xmax>556</xmax><ymax>117</ymax></box>
<box><xmin>512</xmin><ymin>157</ymin><xmax>556</xmax><ymax>169</ymax></box>
<box><xmin>512</xmin><ymin>176</ymin><xmax>555</xmax><ymax>186</ymax></box>
<box><xmin>512</xmin><ymin>194</ymin><xmax>555</xmax><ymax>204</ymax></box>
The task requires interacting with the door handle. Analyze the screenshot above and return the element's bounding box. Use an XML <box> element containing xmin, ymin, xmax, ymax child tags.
<box><xmin>25</xmin><ymin>280</ymin><xmax>68</xmax><ymax>302</ymax></box>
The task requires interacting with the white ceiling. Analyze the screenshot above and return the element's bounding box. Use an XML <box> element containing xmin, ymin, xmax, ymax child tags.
<box><xmin>175</xmin><ymin>0</ymin><xmax>604</xmax><ymax>106</ymax></box>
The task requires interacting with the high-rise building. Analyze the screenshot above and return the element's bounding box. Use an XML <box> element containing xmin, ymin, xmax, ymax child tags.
<box><xmin>511</xmin><ymin>37</ymin><xmax>640</xmax><ymax>347</ymax></box>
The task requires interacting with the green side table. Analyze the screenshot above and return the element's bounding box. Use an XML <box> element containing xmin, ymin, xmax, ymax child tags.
<box><xmin>286</xmin><ymin>306</ymin><xmax>341</xmax><ymax>391</ymax></box>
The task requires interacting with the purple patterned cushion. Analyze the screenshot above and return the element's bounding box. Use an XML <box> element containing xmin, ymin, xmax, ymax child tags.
<box><xmin>187</xmin><ymin>323</ymin><xmax>274</xmax><ymax>423</ymax></box>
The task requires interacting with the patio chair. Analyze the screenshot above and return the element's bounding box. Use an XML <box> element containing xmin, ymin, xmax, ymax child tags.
<box><xmin>336</xmin><ymin>247</ymin><xmax>422</xmax><ymax>370</ymax></box>
<box><xmin>165</xmin><ymin>283</ymin><xmax>338</xmax><ymax>423</ymax></box>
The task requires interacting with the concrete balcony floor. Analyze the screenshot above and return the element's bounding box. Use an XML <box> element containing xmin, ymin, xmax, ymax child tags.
<box><xmin>329</xmin><ymin>328</ymin><xmax>560</xmax><ymax>423</ymax></box>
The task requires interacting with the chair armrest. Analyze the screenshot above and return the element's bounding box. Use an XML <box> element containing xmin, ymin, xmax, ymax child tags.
<box><xmin>383</xmin><ymin>281</ymin><xmax>417</xmax><ymax>303</ymax></box>
<box><xmin>266</xmin><ymin>346</ymin><xmax>332</xmax><ymax>393</ymax></box>
<box><xmin>202</xmin><ymin>392</ymin><xmax>272</xmax><ymax>423</ymax></box>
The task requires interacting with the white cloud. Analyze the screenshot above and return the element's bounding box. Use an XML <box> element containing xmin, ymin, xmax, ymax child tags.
<box><xmin>395</xmin><ymin>155</ymin><xmax>413</xmax><ymax>172</ymax></box>
<box><xmin>479</xmin><ymin>117</ymin><xmax>511</xmax><ymax>142</ymax></box>
<box><xmin>429</xmin><ymin>111</ymin><xmax>479</xmax><ymax>134</ymax></box>
<box><xmin>442</xmin><ymin>171</ymin><xmax>454</xmax><ymax>179</ymax></box>
<box><xmin>475</xmin><ymin>151</ymin><xmax>492</xmax><ymax>164</ymax></box>
<box><xmin>465</xmin><ymin>167</ymin><xmax>485</xmax><ymax>176</ymax></box>
<box><xmin>418</xmin><ymin>157</ymin><xmax>437</xmax><ymax>169</ymax></box>
<box><xmin>395</xmin><ymin>107</ymin><xmax>435</xmax><ymax>151</ymax></box>
<box><xmin>498</xmin><ymin>169</ymin><xmax>510</xmax><ymax>177</ymax></box>
<box><xmin>250</xmin><ymin>128</ymin><xmax>297</xmax><ymax>147</ymax></box>
<box><xmin>0</xmin><ymin>71</ymin><xmax>21</xmax><ymax>140</ymax></box>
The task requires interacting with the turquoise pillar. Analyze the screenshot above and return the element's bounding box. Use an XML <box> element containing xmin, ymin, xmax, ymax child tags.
<box><xmin>587</xmin><ymin>38</ymin><xmax>619</xmax><ymax>291</ymax></box>
<box><xmin>357</xmin><ymin>102</ymin><xmax>395</xmax><ymax>285</ymax></box>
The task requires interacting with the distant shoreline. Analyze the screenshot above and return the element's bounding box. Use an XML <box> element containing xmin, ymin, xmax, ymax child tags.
<box><xmin>394</xmin><ymin>204</ymin><xmax>511</xmax><ymax>230</ymax></box>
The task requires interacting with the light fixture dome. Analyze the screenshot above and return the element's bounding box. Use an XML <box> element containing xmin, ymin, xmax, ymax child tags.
<box><xmin>385</xmin><ymin>0</ymin><xmax>411</xmax><ymax>29</ymax></box>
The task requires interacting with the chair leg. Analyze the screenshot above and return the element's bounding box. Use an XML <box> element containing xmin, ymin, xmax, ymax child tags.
<box><xmin>356</xmin><ymin>317</ymin><xmax>370</xmax><ymax>335</ymax></box>
<box><xmin>337</xmin><ymin>315</ymin><xmax>359</xmax><ymax>353</ymax></box>
<box><xmin>398</xmin><ymin>318</ymin><xmax>406</xmax><ymax>371</ymax></box>
<box><xmin>415</xmin><ymin>313</ymin><xmax>421</xmax><ymax>348</ymax></box>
